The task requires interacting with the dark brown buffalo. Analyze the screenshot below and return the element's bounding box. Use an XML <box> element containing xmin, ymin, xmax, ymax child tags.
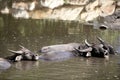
<box><xmin>75</xmin><ymin>37</ymin><xmax>116</xmax><ymax>58</ymax></box>
<box><xmin>7</xmin><ymin>45</ymin><xmax>39</xmax><ymax>62</ymax></box>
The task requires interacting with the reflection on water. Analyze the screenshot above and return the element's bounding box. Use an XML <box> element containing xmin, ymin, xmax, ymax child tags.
<box><xmin>0</xmin><ymin>15</ymin><xmax>120</xmax><ymax>80</ymax></box>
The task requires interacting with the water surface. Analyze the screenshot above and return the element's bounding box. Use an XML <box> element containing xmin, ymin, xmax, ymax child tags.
<box><xmin>0</xmin><ymin>14</ymin><xmax>120</xmax><ymax>80</ymax></box>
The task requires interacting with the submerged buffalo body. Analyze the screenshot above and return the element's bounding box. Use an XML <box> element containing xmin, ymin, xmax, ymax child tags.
<box><xmin>39</xmin><ymin>43</ymin><xmax>82</xmax><ymax>53</ymax></box>
<box><xmin>39</xmin><ymin>43</ymin><xmax>86</xmax><ymax>61</ymax></box>
<box><xmin>0</xmin><ymin>58</ymin><xmax>11</xmax><ymax>70</ymax></box>
<box><xmin>39</xmin><ymin>51</ymin><xmax>75</xmax><ymax>61</ymax></box>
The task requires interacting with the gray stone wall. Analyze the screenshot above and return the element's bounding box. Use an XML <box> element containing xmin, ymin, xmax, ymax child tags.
<box><xmin>0</xmin><ymin>0</ymin><xmax>119</xmax><ymax>22</ymax></box>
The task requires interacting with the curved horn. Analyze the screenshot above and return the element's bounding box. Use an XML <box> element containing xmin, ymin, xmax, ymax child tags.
<box><xmin>19</xmin><ymin>45</ymin><xmax>25</xmax><ymax>49</ymax></box>
<box><xmin>85</xmin><ymin>39</ymin><xmax>92</xmax><ymax>47</ymax></box>
<box><xmin>8</xmin><ymin>49</ymin><xmax>23</xmax><ymax>54</ymax></box>
<box><xmin>19</xmin><ymin>45</ymin><xmax>30</xmax><ymax>51</ymax></box>
<box><xmin>97</xmin><ymin>37</ymin><xmax>105</xmax><ymax>44</ymax></box>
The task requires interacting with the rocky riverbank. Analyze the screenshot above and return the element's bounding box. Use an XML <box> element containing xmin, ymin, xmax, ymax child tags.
<box><xmin>0</xmin><ymin>0</ymin><xmax>120</xmax><ymax>29</ymax></box>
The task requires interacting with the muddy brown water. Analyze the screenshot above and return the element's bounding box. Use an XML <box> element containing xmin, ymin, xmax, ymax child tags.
<box><xmin>0</xmin><ymin>15</ymin><xmax>120</xmax><ymax>80</ymax></box>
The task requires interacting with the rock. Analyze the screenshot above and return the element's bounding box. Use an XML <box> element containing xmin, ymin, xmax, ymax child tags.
<box><xmin>93</xmin><ymin>20</ymin><xmax>108</xmax><ymax>30</ymax></box>
<box><xmin>92</xmin><ymin>10</ymin><xmax>120</xmax><ymax>29</ymax></box>
<box><xmin>65</xmin><ymin>0</ymin><xmax>90</xmax><ymax>6</ymax></box>
<box><xmin>50</xmin><ymin>6</ymin><xmax>84</xmax><ymax>20</ymax></box>
<box><xmin>80</xmin><ymin>12</ymin><xmax>88</xmax><ymax>21</ymax></box>
<box><xmin>117</xmin><ymin>1</ymin><xmax>120</xmax><ymax>7</ymax></box>
<box><xmin>12</xmin><ymin>9</ymin><xmax>30</xmax><ymax>19</ymax></box>
<box><xmin>29</xmin><ymin>8</ymin><xmax>52</xmax><ymax>19</ymax></box>
<box><xmin>40</xmin><ymin>0</ymin><xmax>64</xmax><ymax>9</ymax></box>
<box><xmin>0</xmin><ymin>0</ymin><xmax>117</xmax><ymax>22</ymax></box>
<box><xmin>100</xmin><ymin>0</ymin><xmax>116</xmax><ymax>17</ymax></box>
<box><xmin>81</xmin><ymin>9</ymin><xmax>101</xmax><ymax>22</ymax></box>
<box><xmin>29</xmin><ymin>1</ymin><xmax>37</xmax><ymax>11</ymax></box>
<box><xmin>86</xmin><ymin>0</ymin><xmax>100</xmax><ymax>11</ymax></box>
<box><xmin>12</xmin><ymin>0</ymin><xmax>37</xmax><ymax>11</ymax></box>
<box><xmin>12</xmin><ymin>2</ymin><xmax>28</xmax><ymax>10</ymax></box>
<box><xmin>102</xmin><ymin>10</ymin><xmax>120</xmax><ymax>29</ymax></box>
<box><xmin>0</xmin><ymin>6</ymin><xmax>10</xmax><ymax>14</ymax></box>
<box><xmin>99</xmin><ymin>0</ymin><xmax>114</xmax><ymax>5</ymax></box>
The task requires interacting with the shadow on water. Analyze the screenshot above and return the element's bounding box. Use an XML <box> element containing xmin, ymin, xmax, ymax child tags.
<box><xmin>0</xmin><ymin>14</ymin><xmax>120</xmax><ymax>80</ymax></box>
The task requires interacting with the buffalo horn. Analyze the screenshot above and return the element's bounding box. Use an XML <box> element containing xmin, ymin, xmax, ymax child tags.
<box><xmin>19</xmin><ymin>45</ymin><xmax>25</xmax><ymax>49</ymax></box>
<box><xmin>97</xmin><ymin>37</ymin><xmax>105</xmax><ymax>44</ymax></box>
<box><xmin>8</xmin><ymin>49</ymin><xmax>23</xmax><ymax>54</ymax></box>
<box><xmin>19</xmin><ymin>45</ymin><xmax>30</xmax><ymax>52</ymax></box>
<box><xmin>85</xmin><ymin>39</ymin><xmax>92</xmax><ymax>47</ymax></box>
<box><xmin>79</xmin><ymin>47</ymin><xmax>93</xmax><ymax>52</ymax></box>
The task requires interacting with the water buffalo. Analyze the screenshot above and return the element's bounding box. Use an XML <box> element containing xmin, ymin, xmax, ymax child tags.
<box><xmin>0</xmin><ymin>45</ymin><xmax>39</xmax><ymax>70</ymax></box>
<box><xmin>8</xmin><ymin>45</ymin><xmax>77</xmax><ymax>62</ymax></box>
<box><xmin>39</xmin><ymin>51</ymin><xmax>75</xmax><ymax>61</ymax></box>
<box><xmin>39</xmin><ymin>43</ymin><xmax>89</xmax><ymax>61</ymax></box>
<box><xmin>97</xmin><ymin>37</ymin><xmax>116</xmax><ymax>55</ymax></box>
<box><xmin>5</xmin><ymin>54</ymin><xmax>23</xmax><ymax>62</ymax></box>
<box><xmin>39</xmin><ymin>43</ymin><xmax>83</xmax><ymax>53</ymax></box>
<box><xmin>8</xmin><ymin>45</ymin><xmax>39</xmax><ymax>61</ymax></box>
<box><xmin>75</xmin><ymin>37</ymin><xmax>116</xmax><ymax>58</ymax></box>
<box><xmin>0</xmin><ymin>58</ymin><xmax>11</xmax><ymax>70</ymax></box>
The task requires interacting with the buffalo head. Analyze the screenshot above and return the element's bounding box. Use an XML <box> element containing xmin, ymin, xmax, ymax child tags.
<box><xmin>7</xmin><ymin>45</ymin><xmax>39</xmax><ymax>62</ymax></box>
<box><xmin>75</xmin><ymin>37</ymin><xmax>115</xmax><ymax>58</ymax></box>
<box><xmin>97</xmin><ymin>37</ymin><xmax>116</xmax><ymax>55</ymax></box>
